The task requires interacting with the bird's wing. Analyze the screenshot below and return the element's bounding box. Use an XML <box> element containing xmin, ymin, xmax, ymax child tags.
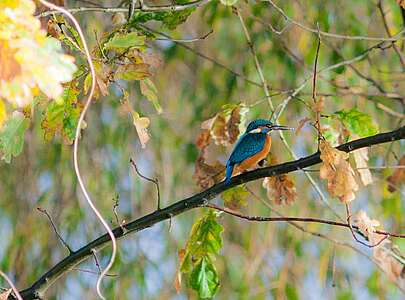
<box><xmin>228</xmin><ymin>133</ymin><xmax>266</xmax><ymax>165</ymax></box>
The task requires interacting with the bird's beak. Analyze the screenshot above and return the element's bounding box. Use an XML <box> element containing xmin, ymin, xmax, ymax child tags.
<box><xmin>270</xmin><ymin>124</ymin><xmax>294</xmax><ymax>131</ymax></box>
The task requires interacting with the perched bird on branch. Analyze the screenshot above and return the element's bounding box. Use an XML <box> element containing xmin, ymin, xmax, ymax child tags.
<box><xmin>225</xmin><ymin>119</ymin><xmax>293</xmax><ymax>184</ymax></box>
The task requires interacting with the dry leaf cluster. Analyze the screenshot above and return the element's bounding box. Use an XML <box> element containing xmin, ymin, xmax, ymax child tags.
<box><xmin>193</xmin><ymin>105</ymin><xmax>246</xmax><ymax>188</ymax></box>
<box><xmin>354</xmin><ymin>211</ymin><xmax>405</xmax><ymax>287</ymax></box>
<box><xmin>262</xmin><ymin>175</ymin><xmax>297</xmax><ymax>205</ymax></box>
<box><xmin>319</xmin><ymin>140</ymin><xmax>358</xmax><ymax>202</ymax></box>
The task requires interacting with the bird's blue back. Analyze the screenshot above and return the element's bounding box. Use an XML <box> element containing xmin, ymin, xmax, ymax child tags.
<box><xmin>228</xmin><ymin>133</ymin><xmax>267</xmax><ymax>164</ymax></box>
<box><xmin>224</xmin><ymin>132</ymin><xmax>267</xmax><ymax>184</ymax></box>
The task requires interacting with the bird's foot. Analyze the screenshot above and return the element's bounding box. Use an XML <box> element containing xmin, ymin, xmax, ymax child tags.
<box><xmin>258</xmin><ymin>159</ymin><xmax>267</xmax><ymax>167</ymax></box>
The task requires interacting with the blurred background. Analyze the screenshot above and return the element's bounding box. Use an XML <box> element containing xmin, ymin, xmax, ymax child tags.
<box><xmin>1</xmin><ymin>0</ymin><xmax>405</xmax><ymax>299</ymax></box>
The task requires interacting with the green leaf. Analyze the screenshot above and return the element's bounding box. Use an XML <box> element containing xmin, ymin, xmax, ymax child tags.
<box><xmin>115</xmin><ymin>64</ymin><xmax>151</xmax><ymax>81</ymax></box>
<box><xmin>104</xmin><ymin>32</ymin><xmax>146</xmax><ymax>50</ymax></box>
<box><xmin>222</xmin><ymin>185</ymin><xmax>249</xmax><ymax>209</ymax></box>
<box><xmin>0</xmin><ymin>112</ymin><xmax>29</xmax><ymax>163</ymax></box>
<box><xmin>131</xmin><ymin>8</ymin><xmax>195</xmax><ymax>30</ymax></box>
<box><xmin>189</xmin><ymin>256</ymin><xmax>220</xmax><ymax>299</ymax></box>
<box><xmin>220</xmin><ymin>0</ymin><xmax>238</xmax><ymax>5</ymax></box>
<box><xmin>140</xmin><ymin>78</ymin><xmax>162</xmax><ymax>113</ymax></box>
<box><xmin>41</xmin><ymin>83</ymin><xmax>82</xmax><ymax>144</ymax></box>
<box><xmin>187</xmin><ymin>210</ymin><xmax>223</xmax><ymax>257</ymax></box>
<box><xmin>178</xmin><ymin>210</ymin><xmax>223</xmax><ymax>297</ymax></box>
<box><xmin>334</xmin><ymin>108</ymin><xmax>379</xmax><ymax>138</ymax></box>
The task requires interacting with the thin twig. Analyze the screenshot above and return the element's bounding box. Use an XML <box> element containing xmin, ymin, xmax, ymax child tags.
<box><xmin>331</xmin><ymin>247</ymin><xmax>337</xmax><ymax>287</ymax></box>
<box><xmin>236</xmin><ymin>7</ymin><xmax>274</xmax><ymax>112</ymax></box>
<box><xmin>91</xmin><ymin>249</ymin><xmax>103</xmax><ymax>275</ymax></box>
<box><xmin>36</xmin><ymin>0</ymin><xmax>211</xmax><ymax>18</ymax></box>
<box><xmin>139</xmin><ymin>24</ymin><xmax>262</xmax><ymax>87</ymax></box>
<box><xmin>206</xmin><ymin>203</ymin><xmax>405</xmax><ymax>238</ymax></box>
<box><xmin>377</xmin><ymin>0</ymin><xmax>405</xmax><ymax>69</ymax></box>
<box><xmin>37</xmin><ymin>207</ymin><xmax>73</xmax><ymax>254</ymax></box>
<box><xmin>38</xmin><ymin>2</ymin><xmax>117</xmax><ymax>299</ymax></box>
<box><xmin>266</xmin><ymin>0</ymin><xmax>405</xmax><ymax>42</ymax></box>
<box><xmin>130</xmin><ymin>158</ymin><xmax>161</xmax><ymax>210</ymax></box>
<box><xmin>112</xmin><ymin>195</ymin><xmax>127</xmax><ymax>234</ymax></box>
<box><xmin>312</xmin><ymin>23</ymin><xmax>322</xmax><ymax>147</ymax></box>
<box><xmin>376</xmin><ymin>103</ymin><xmax>405</xmax><ymax>119</ymax></box>
<box><xmin>156</xmin><ymin>29</ymin><xmax>213</xmax><ymax>43</ymax></box>
<box><xmin>345</xmin><ymin>203</ymin><xmax>389</xmax><ymax>248</ymax></box>
<box><xmin>73</xmin><ymin>268</ymin><xmax>118</xmax><ymax>277</ymax></box>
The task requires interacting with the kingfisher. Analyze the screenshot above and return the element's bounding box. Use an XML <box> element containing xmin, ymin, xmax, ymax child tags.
<box><xmin>225</xmin><ymin>119</ymin><xmax>293</xmax><ymax>184</ymax></box>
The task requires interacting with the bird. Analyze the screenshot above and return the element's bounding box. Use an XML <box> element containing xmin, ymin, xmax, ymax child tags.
<box><xmin>225</xmin><ymin>119</ymin><xmax>293</xmax><ymax>185</ymax></box>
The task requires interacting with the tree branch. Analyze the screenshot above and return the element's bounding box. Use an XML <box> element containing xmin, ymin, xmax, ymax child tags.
<box><xmin>17</xmin><ymin>126</ymin><xmax>405</xmax><ymax>300</ymax></box>
<box><xmin>206</xmin><ymin>203</ymin><xmax>405</xmax><ymax>238</ymax></box>
<box><xmin>35</xmin><ymin>0</ymin><xmax>211</xmax><ymax>18</ymax></box>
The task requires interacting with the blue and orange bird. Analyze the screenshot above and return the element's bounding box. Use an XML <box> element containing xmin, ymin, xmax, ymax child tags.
<box><xmin>225</xmin><ymin>119</ymin><xmax>293</xmax><ymax>184</ymax></box>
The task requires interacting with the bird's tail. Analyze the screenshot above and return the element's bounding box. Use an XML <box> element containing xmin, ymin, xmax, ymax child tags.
<box><xmin>225</xmin><ymin>162</ymin><xmax>234</xmax><ymax>185</ymax></box>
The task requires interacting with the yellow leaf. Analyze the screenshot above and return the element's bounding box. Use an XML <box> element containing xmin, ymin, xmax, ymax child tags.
<box><xmin>0</xmin><ymin>41</ymin><xmax>22</xmax><ymax>81</ymax></box>
<box><xmin>0</xmin><ymin>99</ymin><xmax>7</xmax><ymax>128</ymax></box>
<box><xmin>353</xmin><ymin>148</ymin><xmax>373</xmax><ymax>186</ymax></box>
<box><xmin>0</xmin><ymin>1</ymin><xmax>76</xmax><ymax>107</ymax></box>
<box><xmin>132</xmin><ymin>112</ymin><xmax>150</xmax><ymax>148</ymax></box>
<box><xmin>222</xmin><ymin>186</ymin><xmax>249</xmax><ymax>209</ymax></box>
<box><xmin>319</xmin><ymin>140</ymin><xmax>358</xmax><ymax>203</ymax></box>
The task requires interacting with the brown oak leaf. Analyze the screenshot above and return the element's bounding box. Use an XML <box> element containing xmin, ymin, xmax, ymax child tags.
<box><xmin>262</xmin><ymin>175</ymin><xmax>297</xmax><ymax>205</ymax></box>
<box><xmin>193</xmin><ymin>154</ymin><xmax>225</xmax><ymax>189</ymax></box>
<box><xmin>227</xmin><ymin>107</ymin><xmax>242</xmax><ymax>144</ymax></box>
<box><xmin>319</xmin><ymin>140</ymin><xmax>358</xmax><ymax>203</ymax></box>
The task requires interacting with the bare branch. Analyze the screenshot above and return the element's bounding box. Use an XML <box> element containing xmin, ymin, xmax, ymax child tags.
<box><xmin>139</xmin><ymin>24</ymin><xmax>262</xmax><ymax>87</ymax></box>
<box><xmin>36</xmin><ymin>0</ymin><xmax>211</xmax><ymax>18</ymax></box>
<box><xmin>312</xmin><ymin>23</ymin><xmax>322</xmax><ymax>146</ymax></box>
<box><xmin>112</xmin><ymin>195</ymin><xmax>127</xmax><ymax>234</ymax></box>
<box><xmin>377</xmin><ymin>0</ymin><xmax>405</xmax><ymax>69</ymax></box>
<box><xmin>266</xmin><ymin>0</ymin><xmax>405</xmax><ymax>42</ymax></box>
<box><xmin>236</xmin><ymin>7</ymin><xmax>274</xmax><ymax>112</ymax></box>
<box><xmin>206</xmin><ymin>203</ymin><xmax>403</xmax><ymax>238</ymax></box>
<box><xmin>130</xmin><ymin>158</ymin><xmax>161</xmax><ymax>210</ymax></box>
<box><xmin>155</xmin><ymin>29</ymin><xmax>213</xmax><ymax>43</ymax></box>
<box><xmin>345</xmin><ymin>203</ymin><xmax>389</xmax><ymax>248</ymax></box>
<box><xmin>37</xmin><ymin>207</ymin><xmax>73</xmax><ymax>254</ymax></box>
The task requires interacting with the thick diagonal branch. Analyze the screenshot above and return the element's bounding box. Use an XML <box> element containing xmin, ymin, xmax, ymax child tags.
<box><xmin>17</xmin><ymin>126</ymin><xmax>405</xmax><ymax>300</ymax></box>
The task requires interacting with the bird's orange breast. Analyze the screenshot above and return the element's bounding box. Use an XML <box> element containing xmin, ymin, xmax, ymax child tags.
<box><xmin>234</xmin><ymin>135</ymin><xmax>272</xmax><ymax>174</ymax></box>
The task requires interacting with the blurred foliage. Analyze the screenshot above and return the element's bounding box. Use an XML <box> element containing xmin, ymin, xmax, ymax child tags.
<box><xmin>0</xmin><ymin>0</ymin><xmax>404</xmax><ymax>299</ymax></box>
